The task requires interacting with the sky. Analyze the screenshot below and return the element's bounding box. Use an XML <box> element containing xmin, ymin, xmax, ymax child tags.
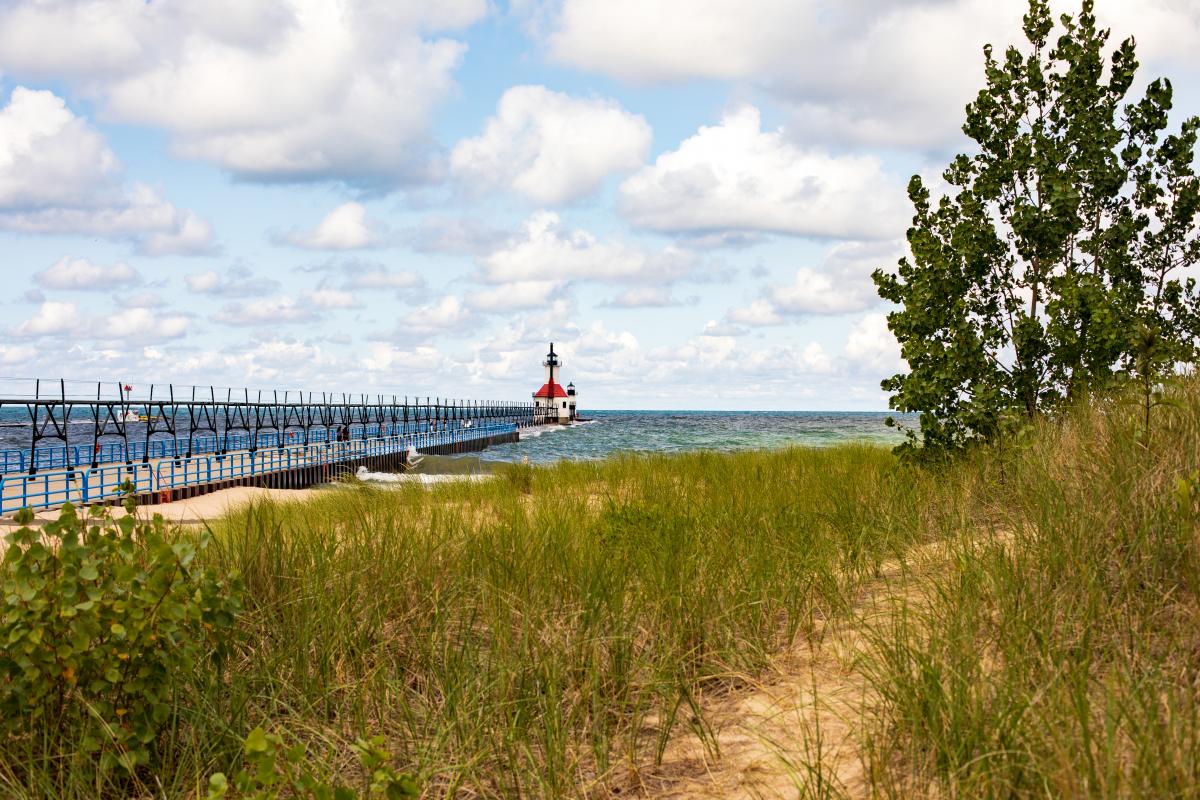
<box><xmin>0</xmin><ymin>1</ymin><xmax>1198</xmax><ymax>410</ymax></box>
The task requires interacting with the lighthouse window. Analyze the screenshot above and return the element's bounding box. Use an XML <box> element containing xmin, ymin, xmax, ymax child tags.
<box><xmin>562</xmin><ymin>401</ymin><xmax>567</xmax><ymax>408</ymax></box>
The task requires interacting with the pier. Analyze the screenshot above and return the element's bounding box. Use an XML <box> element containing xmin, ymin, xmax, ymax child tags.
<box><xmin>0</xmin><ymin>379</ymin><xmax>545</xmax><ymax>515</ymax></box>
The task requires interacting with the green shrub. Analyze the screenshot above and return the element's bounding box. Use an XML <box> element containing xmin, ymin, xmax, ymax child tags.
<box><xmin>0</xmin><ymin>496</ymin><xmax>242</xmax><ymax>781</ymax></box>
<box><xmin>206</xmin><ymin>727</ymin><xmax>419</xmax><ymax>800</ymax></box>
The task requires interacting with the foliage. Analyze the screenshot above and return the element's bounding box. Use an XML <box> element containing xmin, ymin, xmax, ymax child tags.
<box><xmin>0</xmin><ymin>494</ymin><xmax>241</xmax><ymax>782</ymax></box>
<box><xmin>206</xmin><ymin>728</ymin><xmax>418</xmax><ymax>800</ymax></box>
<box><xmin>873</xmin><ymin>0</ymin><xmax>1200</xmax><ymax>455</ymax></box>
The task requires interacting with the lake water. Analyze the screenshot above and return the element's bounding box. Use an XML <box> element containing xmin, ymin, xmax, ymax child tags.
<box><xmin>471</xmin><ymin>410</ymin><xmax>911</xmax><ymax>466</ymax></box>
<box><xmin>0</xmin><ymin>405</ymin><xmax>914</xmax><ymax>472</ymax></box>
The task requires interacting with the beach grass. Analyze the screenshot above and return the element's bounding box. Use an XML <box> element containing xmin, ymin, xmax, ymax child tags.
<box><xmin>196</xmin><ymin>445</ymin><xmax>926</xmax><ymax>798</ymax></box>
<box><xmin>861</xmin><ymin>380</ymin><xmax>1200</xmax><ymax>797</ymax></box>
<box><xmin>3</xmin><ymin>380</ymin><xmax>1199</xmax><ymax>798</ymax></box>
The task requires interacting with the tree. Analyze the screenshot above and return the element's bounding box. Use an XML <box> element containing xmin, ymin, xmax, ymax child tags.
<box><xmin>873</xmin><ymin>0</ymin><xmax>1200</xmax><ymax>455</ymax></box>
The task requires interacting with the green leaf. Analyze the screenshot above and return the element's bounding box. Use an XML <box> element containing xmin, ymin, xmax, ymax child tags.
<box><xmin>390</xmin><ymin>775</ymin><xmax>420</xmax><ymax>798</ymax></box>
<box><xmin>206</xmin><ymin>773</ymin><xmax>229</xmax><ymax>800</ymax></box>
<box><xmin>244</xmin><ymin>726</ymin><xmax>269</xmax><ymax>754</ymax></box>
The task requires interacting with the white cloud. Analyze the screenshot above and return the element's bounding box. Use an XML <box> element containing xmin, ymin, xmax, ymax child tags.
<box><xmin>0</xmin><ymin>343</ymin><xmax>37</xmax><ymax>364</ymax></box>
<box><xmin>213</xmin><ymin>295</ymin><xmax>317</xmax><ymax>326</ymax></box>
<box><xmin>403</xmin><ymin>216</ymin><xmax>505</xmax><ymax>255</ymax></box>
<box><xmin>2</xmin><ymin>183</ymin><xmax>217</xmax><ymax>255</ymax></box>
<box><xmin>727</xmin><ymin>240</ymin><xmax>898</xmax><ymax>325</ymax></box>
<box><xmin>700</xmin><ymin>320</ymin><xmax>747</xmax><ymax>337</ymax></box>
<box><xmin>619</xmin><ymin>107</ymin><xmax>905</xmax><ymax>239</ymax></box>
<box><xmin>9</xmin><ymin>298</ymin><xmax>190</xmax><ymax>343</ymax></box>
<box><xmin>360</xmin><ymin>343</ymin><xmax>449</xmax><ymax>374</ymax></box>
<box><xmin>185</xmin><ymin>266</ymin><xmax>279</xmax><ymax>297</ymax></box>
<box><xmin>844</xmin><ymin>312</ymin><xmax>903</xmax><ymax>374</ymax></box>
<box><xmin>11</xmin><ymin>301</ymin><xmax>80</xmax><ymax>336</ymax></box>
<box><xmin>541</xmin><ymin>0</ymin><xmax>1198</xmax><ymax>150</ymax></box>
<box><xmin>395</xmin><ymin>295</ymin><xmax>472</xmax><ymax>337</ymax></box>
<box><xmin>464</xmin><ymin>314</ymin><xmax>844</xmax><ymax>404</ymax></box>
<box><xmin>480</xmin><ymin>211</ymin><xmax>696</xmax><ymax>284</ymax></box>
<box><xmin>642</xmin><ymin>334</ymin><xmax>835</xmax><ymax>386</ymax></box>
<box><xmin>34</xmin><ymin>257</ymin><xmax>139</xmax><ymax>290</ymax></box>
<box><xmin>279</xmin><ymin>202</ymin><xmax>386</xmax><ymax>250</ymax></box>
<box><xmin>0</xmin><ymin>0</ymin><xmax>490</xmax><ymax>185</ymax></box>
<box><xmin>343</xmin><ymin>267</ymin><xmax>423</xmax><ymax>291</ymax></box>
<box><xmin>123</xmin><ymin>291</ymin><xmax>164</xmax><ymax>308</ymax></box>
<box><xmin>467</xmin><ymin>281</ymin><xmax>560</xmax><ymax>312</ymax></box>
<box><xmin>302</xmin><ymin>288</ymin><xmax>360</xmax><ymax>309</ymax></box>
<box><xmin>543</xmin><ymin>0</ymin><xmax>804</xmax><ymax>83</ymax></box>
<box><xmin>0</xmin><ymin>86</ymin><xmax>118</xmax><ymax>209</ymax></box>
<box><xmin>173</xmin><ymin>335</ymin><xmax>347</xmax><ymax>385</ymax></box>
<box><xmin>540</xmin><ymin>0</ymin><xmax>995</xmax><ymax>148</ymax></box>
<box><xmin>451</xmin><ymin>85</ymin><xmax>652</xmax><ymax>203</ymax></box>
<box><xmin>99</xmin><ymin>308</ymin><xmax>190</xmax><ymax>341</ymax></box>
<box><xmin>137</xmin><ymin>212</ymin><xmax>217</xmax><ymax>256</ymax></box>
<box><xmin>727</xmin><ymin>299</ymin><xmax>784</xmax><ymax>327</ymax></box>
<box><xmin>540</xmin><ymin>1</ymin><xmax>1200</xmax><ymax>151</ymax></box>
<box><xmin>767</xmin><ymin>268</ymin><xmax>863</xmax><ymax>314</ymax></box>
<box><xmin>0</xmin><ymin>87</ymin><xmax>216</xmax><ymax>252</ymax></box>
<box><xmin>185</xmin><ymin>270</ymin><xmax>221</xmax><ymax>293</ymax></box>
<box><xmin>603</xmin><ymin>287</ymin><xmax>695</xmax><ymax>308</ymax></box>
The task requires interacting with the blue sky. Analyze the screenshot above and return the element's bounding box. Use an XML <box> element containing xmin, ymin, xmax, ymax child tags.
<box><xmin>1</xmin><ymin>0</ymin><xmax>1198</xmax><ymax>409</ymax></box>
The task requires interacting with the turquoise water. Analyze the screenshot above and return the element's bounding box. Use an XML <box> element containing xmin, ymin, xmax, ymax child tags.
<box><xmin>475</xmin><ymin>410</ymin><xmax>912</xmax><ymax>465</ymax></box>
<box><xmin>0</xmin><ymin>406</ymin><xmax>914</xmax><ymax>469</ymax></box>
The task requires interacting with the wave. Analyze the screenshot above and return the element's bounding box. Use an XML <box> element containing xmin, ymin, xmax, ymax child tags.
<box><xmin>354</xmin><ymin>466</ymin><xmax>493</xmax><ymax>485</ymax></box>
<box><xmin>519</xmin><ymin>420</ymin><xmax>595</xmax><ymax>439</ymax></box>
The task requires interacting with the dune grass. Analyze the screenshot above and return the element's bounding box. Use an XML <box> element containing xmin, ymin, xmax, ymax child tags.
<box><xmin>4</xmin><ymin>380</ymin><xmax>1198</xmax><ymax>798</ymax></box>
<box><xmin>190</xmin><ymin>445</ymin><xmax>927</xmax><ymax>798</ymax></box>
<box><xmin>862</xmin><ymin>381</ymin><xmax>1200</xmax><ymax>797</ymax></box>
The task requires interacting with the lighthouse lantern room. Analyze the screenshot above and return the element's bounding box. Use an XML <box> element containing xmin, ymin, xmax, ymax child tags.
<box><xmin>533</xmin><ymin>342</ymin><xmax>578</xmax><ymax>424</ymax></box>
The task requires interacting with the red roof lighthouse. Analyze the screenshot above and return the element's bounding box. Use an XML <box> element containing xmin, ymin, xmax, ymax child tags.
<box><xmin>533</xmin><ymin>342</ymin><xmax>576</xmax><ymax>423</ymax></box>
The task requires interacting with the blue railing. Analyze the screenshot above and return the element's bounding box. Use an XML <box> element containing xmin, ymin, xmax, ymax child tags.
<box><xmin>0</xmin><ymin>423</ymin><xmax>516</xmax><ymax>514</ymax></box>
<box><xmin>0</xmin><ymin>419</ymin><xmax>518</xmax><ymax>475</ymax></box>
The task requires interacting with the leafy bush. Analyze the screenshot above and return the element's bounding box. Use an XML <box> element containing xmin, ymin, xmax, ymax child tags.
<box><xmin>206</xmin><ymin>727</ymin><xmax>419</xmax><ymax>800</ymax></box>
<box><xmin>0</xmin><ymin>496</ymin><xmax>242</xmax><ymax>780</ymax></box>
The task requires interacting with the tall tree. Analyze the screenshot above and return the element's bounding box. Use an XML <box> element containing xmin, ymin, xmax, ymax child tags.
<box><xmin>874</xmin><ymin>0</ymin><xmax>1200</xmax><ymax>455</ymax></box>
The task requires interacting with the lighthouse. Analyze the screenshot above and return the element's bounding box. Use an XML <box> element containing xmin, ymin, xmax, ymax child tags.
<box><xmin>533</xmin><ymin>342</ymin><xmax>578</xmax><ymax>424</ymax></box>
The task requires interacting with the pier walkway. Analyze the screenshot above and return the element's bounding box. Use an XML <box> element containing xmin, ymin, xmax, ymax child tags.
<box><xmin>0</xmin><ymin>423</ymin><xmax>518</xmax><ymax>515</ymax></box>
<box><xmin>0</xmin><ymin>379</ymin><xmax>541</xmax><ymax>516</ymax></box>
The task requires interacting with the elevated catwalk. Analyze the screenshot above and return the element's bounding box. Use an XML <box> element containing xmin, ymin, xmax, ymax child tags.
<box><xmin>0</xmin><ymin>379</ymin><xmax>542</xmax><ymax>514</ymax></box>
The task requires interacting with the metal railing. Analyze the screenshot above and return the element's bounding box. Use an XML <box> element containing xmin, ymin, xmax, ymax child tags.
<box><xmin>1</xmin><ymin>423</ymin><xmax>516</xmax><ymax>514</ymax></box>
<box><xmin>0</xmin><ymin>377</ymin><xmax>549</xmax><ymax>479</ymax></box>
<box><xmin>0</xmin><ymin>420</ymin><xmax>481</xmax><ymax>475</ymax></box>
